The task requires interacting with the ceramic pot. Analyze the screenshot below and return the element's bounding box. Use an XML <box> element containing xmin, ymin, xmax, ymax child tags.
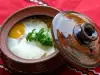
<box><xmin>0</xmin><ymin>6</ymin><xmax>64</xmax><ymax>74</ymax></box>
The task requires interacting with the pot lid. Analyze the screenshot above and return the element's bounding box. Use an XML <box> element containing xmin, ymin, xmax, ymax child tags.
<box><xmin>51</xmin><ymin>11</ymin><xmax>100</xmax><ymax>68</ymax></box>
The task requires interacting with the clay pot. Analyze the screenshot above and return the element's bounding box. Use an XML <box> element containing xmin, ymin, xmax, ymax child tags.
<box><xmin>0</xmin><ymin>6</ymin><xmax>64</xmax><ymax>74</ymax></box>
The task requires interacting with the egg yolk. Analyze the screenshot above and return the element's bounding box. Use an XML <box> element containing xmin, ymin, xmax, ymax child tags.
<box><xmin>8</xmin><ymin>23</ymin><xmax>25</xmax><ymax>39</ymax></box>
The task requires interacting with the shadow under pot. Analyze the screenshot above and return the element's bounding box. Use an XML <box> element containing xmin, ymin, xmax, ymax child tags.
<box><xmin>0</xmin><ymin>6</ymin><xmax>64</xmax><ymax>74</ymax></box>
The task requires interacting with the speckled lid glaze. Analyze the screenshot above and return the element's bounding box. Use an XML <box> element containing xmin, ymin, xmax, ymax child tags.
<box><xmin>52</xmin><ymin>11</ymin><xmax>100</xmax><ymax>68</ymax></box>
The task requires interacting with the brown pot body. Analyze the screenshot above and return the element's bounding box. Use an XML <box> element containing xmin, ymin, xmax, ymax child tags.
<box><xmin>0</xmin><ymin>6</ymin><xmax>64</xmax><ymax>74</ymax></box>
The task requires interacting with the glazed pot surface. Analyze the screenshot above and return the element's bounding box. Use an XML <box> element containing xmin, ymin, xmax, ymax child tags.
<box><xmin>52</xmin><ymin>11</ymin><xmax>100</xmax><ymax>68</ymax></box>
<box><xmin>0</xmin><ymin>6</ymin><xmax>64</xmax><ymax>74</ymax></box>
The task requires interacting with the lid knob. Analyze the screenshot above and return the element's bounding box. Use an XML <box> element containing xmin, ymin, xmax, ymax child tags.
<box><xmin>73</xmin><ymin>22</ymin><xmax>98</xmax><ymax>52</ymax></box>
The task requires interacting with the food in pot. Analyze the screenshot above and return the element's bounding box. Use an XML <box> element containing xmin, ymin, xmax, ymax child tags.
<box><xmin>8</xmin><ymin>16</ymin><xmax>55</xmax><ymax>59</ymax></box>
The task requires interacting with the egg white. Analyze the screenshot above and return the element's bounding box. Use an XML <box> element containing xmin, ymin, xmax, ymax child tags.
<box><xmin>22</xmin><ymin>19</ymin><xmax>48</xmax><ymax>35</ymax></box>
<box><xmin>8</xmin><ymin>38</ymin><xmax>45</xmax><ymax>59</ymax></box>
